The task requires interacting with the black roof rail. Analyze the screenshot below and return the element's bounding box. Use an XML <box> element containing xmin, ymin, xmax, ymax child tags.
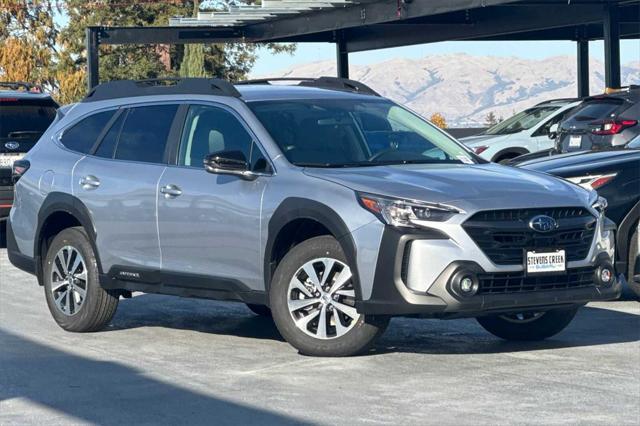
<box><xmin>82</xmin><ymin>78</ymin><xmax>242</xmax><ymax>102</ymax></box>
<box><xmin>0</xmin><ymin>81</ymin><xmax>43</xmax><ymax>93</ymax></box>
<box><xmin>235</xmin><ymin>76</ymin><xmax>380</xmax><ymax>97</ymax></box>
<box><xmin>535</xmin><ymin>97</ymin><xmax>581</xmax><ymax>105</ymax></box>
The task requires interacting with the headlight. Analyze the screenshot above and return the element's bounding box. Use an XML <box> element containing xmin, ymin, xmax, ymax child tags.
<box><xmin>591</xmin><ymin>196</ymin><xmax>608</xmax><ymax>215</ymax></box>
<box><xmin>566</xmin><ymin>172</ymin><xmax>617</xmax><ymax>190</ymax></box>
<box><xmin>357</xmin><ymin>193</ymin><xmax>460</xmax><ymax>227</ymax></box>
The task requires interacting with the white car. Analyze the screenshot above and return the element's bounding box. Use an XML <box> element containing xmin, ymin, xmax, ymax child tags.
<box><xmin>462</xmin><ymin>99</ymin><xmax>582</xmax><ymax>163</ymax></box>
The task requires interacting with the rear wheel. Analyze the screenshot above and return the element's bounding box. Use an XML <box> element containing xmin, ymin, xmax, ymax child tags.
<box><xmin>43</xmin><ymin>227</ymin><xmax>119</xmax><ymax>332</ymax></box>
<box><xmin>477</xmin><ymin>307</ymin><xmax>578</xmax><ymax>341</ymax></box>
<box><xmin>270</xmin><ymin>236</ymin><xmax>388</xmax><ymax>356</ymax></box>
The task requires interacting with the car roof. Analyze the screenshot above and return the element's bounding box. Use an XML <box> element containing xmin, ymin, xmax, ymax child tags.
<box><xmin>0</xmin><ymin>89</ymin><xmax>55</xmax><ymax>101</ymax></box>
<box><xmin>230</xmin><ymin>84</ymin><xmax>381</xmax><ymax>102</ymax></box>
<box><xmin>535</xmin><ymin>98</ymin><xmax>581</xmax><ymax>106</ymax></box>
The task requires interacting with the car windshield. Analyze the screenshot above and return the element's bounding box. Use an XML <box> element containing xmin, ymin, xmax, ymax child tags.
<box><xmin>248</xmin><ymin>98</ymin><xmax>476</xmax><ymax>167</ymax></box>
<box><xmin>563</xmin><ymin>99</ymin><xmax>623</xmax><ymax>123</ymax></box>
<box><xmin>0</xmin><ymin>98</ymin><xmax>57</xmax><ymax>139</ymax></box>
<box><xmin>484</xmin><ymin>106</ymin><xmax>559</xmax><ymax>135</ymax></box>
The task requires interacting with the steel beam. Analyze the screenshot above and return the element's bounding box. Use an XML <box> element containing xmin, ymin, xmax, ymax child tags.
<box><xmin>604</xmin><ymin>3</ymin><xmax>622</xmax><ymax>89</ymax></box>
<box><xmin>343</xmin><ymin>4</ymin><xmax>605</xmax><ymax>52</ymax></box>
<box><xmin>336</xmin><ymin>34</ymin><xmax>349</xmax><ymax>78</ymax></box>
<box><xmin>86</xmin><ymin>27</ymin><xmax>100</xmax><ymax>90</ymax></box>
<box><xmin>98</xmin><ymin>26</ymin><xmax>246</xmax><ymax>45</ymax></box>
<box><xmin>577</xmin><ymin>39</ymin><xmax>589</xmax><ymax>98</ymax></box>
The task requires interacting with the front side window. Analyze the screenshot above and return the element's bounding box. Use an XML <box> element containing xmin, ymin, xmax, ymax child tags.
<box><xmin>248</xmin><ymin>98</ymin><xmax>475</xmax><ymax>167</ymax></box>
<box><xmin>178</xmin><ymin>105</ymin><xmax>268</xmax><ymax>171</ymax></box>
<box><xmin>61</xmin><ymin>110</ymin><xmax>115</xmax><ymax>154</ymax></box>
<box><xmin>114</xmin><ymin>105</ymin><xmax>178</xmax><ymax>164</ymax></box>
<box><xmin>484</xmin><ymin>106</ymin><xmax>559</xmax><ymax>136</ymax></box>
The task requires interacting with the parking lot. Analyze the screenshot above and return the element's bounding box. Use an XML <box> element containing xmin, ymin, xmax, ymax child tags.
<box><xmin>0</xmin><ymin>249</ymin><xmax>638</xmax><ymax>425</ymax></box>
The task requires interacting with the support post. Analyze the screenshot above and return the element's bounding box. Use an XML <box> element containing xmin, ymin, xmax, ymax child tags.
<box><xmin>86</xmin><ymin>27</ymin><xmax>100</xmax><ymax>90</ymax></box>
<box><xmin>577</xmin><ymin>39</ymin><xmax>589</xmax><ymax>97</ymax></box>
<box><xmin>336</xmin><ymin>36</ymin><xmax>349</xmax><ymax>79</ymax></box>
<box><xmin>603</xmin><ymin>3</ymin><xmax>621</xmax><ymax>89</ymax></box>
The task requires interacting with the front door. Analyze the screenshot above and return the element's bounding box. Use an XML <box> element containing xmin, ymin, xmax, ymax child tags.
<box><xmin>157</xmin><ymin>104</ymin><xmax>271</xmax><ymax>290</ymax></box>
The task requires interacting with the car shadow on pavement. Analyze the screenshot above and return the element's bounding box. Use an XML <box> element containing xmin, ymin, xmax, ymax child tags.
<box><xmin>0</xmin><ymin>328</ymin><xmax>310</xmax><ymax>425</ymax></box>
<box><xmin>105</xmin><ymin>295</ymin><xmax>638</xmax><ymax>356</ymax></box>
<box><xmin>107</xmin><ymin>294</ymin><xmax>285</xmax><ymax>342</ymax></box>
<box><xmin>373</xmin><ymin>306</ymin><xmax>640</xmax><ymax>356</ymax></box>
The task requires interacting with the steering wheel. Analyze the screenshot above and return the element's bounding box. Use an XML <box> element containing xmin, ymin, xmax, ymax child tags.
<box><xmin>368</xmin><ymin>147</ymin><xmax>399</xmax><ymax>162</ymax></box>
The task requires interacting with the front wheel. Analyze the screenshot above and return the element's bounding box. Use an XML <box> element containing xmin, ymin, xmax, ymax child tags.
<box><xmin>269</xmin><ymin>236</ymin><xmax>388</xmax><ymax>357</ymax></box>
<box><xmin>477</xmin><ymin>307</ymin><xmax>579</xmax><ymax>341</ymax></box>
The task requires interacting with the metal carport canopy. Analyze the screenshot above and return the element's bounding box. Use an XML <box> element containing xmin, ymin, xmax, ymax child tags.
<box><xmin>87</xmin><ymin>0</ymin><xmax>640</xmax><ymax>93</ymax></box>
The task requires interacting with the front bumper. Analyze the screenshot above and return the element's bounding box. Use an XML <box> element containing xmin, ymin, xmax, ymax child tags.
<box><xmin>356</xmin><ymin>220</ymin><xmax>620</xmax><ymax>317</ymax></box>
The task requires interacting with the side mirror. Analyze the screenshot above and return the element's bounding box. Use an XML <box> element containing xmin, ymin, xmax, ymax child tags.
<box><xmin>204</xmin><ymin>150</ymin><xmax>256</xmax><ymax>181</ymax></box>
<box><xmin>548</xmin><ymin>123</ymin><xmax>559</xmax><ymax>140</ymax></box>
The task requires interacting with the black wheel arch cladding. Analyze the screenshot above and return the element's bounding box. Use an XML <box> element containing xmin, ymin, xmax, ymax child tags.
<box><xmin>35</xmin><ymin>192</ymin><xmax>103</xmax><ymax>278</ymax></box>
<box><xmin>265</xmin><ymin>197</ymin><xmax>361</xmax><ymax>299</ymax></box>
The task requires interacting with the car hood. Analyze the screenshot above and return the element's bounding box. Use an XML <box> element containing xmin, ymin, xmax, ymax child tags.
<box><xmin>461</xmin><ymin>133</ymin><xmax>512</xmax><ymax>147</ymax></box>
<box><xmin>519</xmin><ymin>149</ymin><xmax>640</xmax><ymax>175</ymax></box>
<box><xmin>304</xmin><ymin>163</ymin><xmax>591</xmax><ymax>212</ymax></box>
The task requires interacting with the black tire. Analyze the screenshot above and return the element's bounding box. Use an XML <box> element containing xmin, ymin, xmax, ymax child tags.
<box><xmin>269</xmin><ymin>236</ymin><xmax>388</xmax><ymax>357</ymax></box>
<box><xmin>43</xmin><ymin>227</ymin><xmax>119</xmax><ymax>332</ymax></box>
<box><xmin>477</xmin><ymin>307</ymin><xmax>579</xmax><ymax>341</ymax></box>
<box><xmin>246</xmin><ymin>303</ymin><xmax>272</xmax><ymax>317</ymax></box>
<box><xmin>627</xmin><ymin>228</ymin><xmax>640</xmax><ymax>299</ymax></box>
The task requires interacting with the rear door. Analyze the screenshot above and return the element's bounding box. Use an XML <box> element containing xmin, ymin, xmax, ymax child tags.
<box><xmin>72</xmin><ymin>104</ymin><xmax>180</xmax><ymax>273</ymax></box>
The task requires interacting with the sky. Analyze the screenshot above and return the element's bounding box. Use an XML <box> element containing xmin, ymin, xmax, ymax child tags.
<box><xmin>251</xmin><ymin>39</ymin><xmax>640</xmax><ymax>76</ymax></box>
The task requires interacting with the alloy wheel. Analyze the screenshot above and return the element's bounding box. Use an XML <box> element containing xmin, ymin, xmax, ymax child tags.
<box><xmin>50</xmin><ymin>245</ymin><xmax>88</xmax><ymax>316</ymax></box>
<box><xmin>287</xmin><ymin>257</ymin><xmax>361</xmax><ymax>339</ymax></box>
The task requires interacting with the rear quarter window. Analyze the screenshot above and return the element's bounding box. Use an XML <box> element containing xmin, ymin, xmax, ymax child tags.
<box><xmin>60</xmin><ymin>110</ymin><xmax>116</xmax><ymax>154</ymax></box>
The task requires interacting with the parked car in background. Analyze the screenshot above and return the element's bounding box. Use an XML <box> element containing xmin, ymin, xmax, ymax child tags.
<box><xmin>519</xmin><ymin>135</ymin><xmax>640</xmax><ymax>298</ymax></box>
<box><xmin>7</xmin><ymin>77</ymin><xmax>621</xmax><ymax>357</ymax></box>
<box><xmin>554</xmin><ymin>86</ymin><xmax>639</xmax><ymax>153</ymax></box>
<box><xmin>0</xmin><ymin>82</ymin><xmax>58</xmax><ymax>225</ymax></box>
<box><xmin>462</xmin><ymin>98</ymin><xmax>580</xmax><ymax>163</ymax></box>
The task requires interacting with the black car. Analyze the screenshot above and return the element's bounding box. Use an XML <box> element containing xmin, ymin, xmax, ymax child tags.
<box><xmin>556</xmin><ymin>86</ymin><xmax>639</xmax><ymax>153</ymax></box>
<box><xmin>0</xmin><ymin>82</ymin><xmax>58</xmax><ymax>223</ymax></box>
<box><xmin>519</xmin><ymin>137</ymin><xmax>640</xmax><ymax>297</ymax></box>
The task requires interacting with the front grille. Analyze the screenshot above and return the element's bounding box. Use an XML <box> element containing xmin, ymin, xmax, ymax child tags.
<box><xmin>463</xmin><ymin>207</ymin><xmax>596</xmax><ymax>265</ymax></box>
<box><xmin>478</xmin><ymin>267</ymin><xmax>596</xmax><ymax>294</ymax></box>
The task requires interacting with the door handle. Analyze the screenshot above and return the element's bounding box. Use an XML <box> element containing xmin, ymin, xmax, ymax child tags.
<box><xmin>160</xmin><ymin>184</ymin><xmax>182</xmax><ymax>198</ymax></box>
<box><xmin>79</xmin><ymin>175</ymin><xmax>100</xmax><ymax>190</ymax></box>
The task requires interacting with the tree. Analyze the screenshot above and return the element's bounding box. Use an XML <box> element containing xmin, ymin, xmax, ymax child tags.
<box><xmin>485</xmin><ymin>111</ymin><xmax>499</xmax><ymax>127</ymax></box>
<box><xmin>0</xmin><ymin>0</ymin><xmax>59</xmax><ymax>88</ymax></box>
<box><xmin>429</xmin><ymin>113</ymin><xmax>447</xmax><ymax>129</ymax></box>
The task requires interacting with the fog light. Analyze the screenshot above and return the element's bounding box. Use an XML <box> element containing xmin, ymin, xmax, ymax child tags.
<box><xmin>460</xmin><ymin>277</ymin><xmax>474</xmax><ymax>293</ymax></box>
<box><xmin>600</xmin><ymin>268</ymin><xmax>612</xmax><ymax>284</ymax></box>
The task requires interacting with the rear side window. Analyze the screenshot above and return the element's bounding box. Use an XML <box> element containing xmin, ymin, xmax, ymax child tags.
<box><xmin>0</xmin><ymin>98</ymin><xmax>57</xmax><ymax>139</ymax></box>
<box><xmin>114</xmin><ymin>105</ymin><xmax>178</xmax><ymax>164</ymax></box>
<box><xmin>61</xmin><ymin>110</ymin><xmax>115</xmax><ymax>154</ymax></box>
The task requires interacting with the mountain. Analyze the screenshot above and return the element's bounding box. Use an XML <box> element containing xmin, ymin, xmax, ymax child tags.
<box><xmin>253</xmin><ymin>53</ymin><xmax>640</xmax><ymax>127</ymax></box>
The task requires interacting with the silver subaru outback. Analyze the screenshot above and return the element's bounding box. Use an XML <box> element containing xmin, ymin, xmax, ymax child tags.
<box><xmin>7</xmin><ymin>77</ymin><xmax>621</xmax><ymax>356</ymax></box>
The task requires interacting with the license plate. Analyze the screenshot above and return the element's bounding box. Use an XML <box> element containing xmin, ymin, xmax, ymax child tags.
<box><xmin>526</xmin><ymin>250</ymin><xmax>566</xmax><ymax>274</ymax></box>
<box><xmin>569</xmin><ymin>135</ymin><xmax>582</xmax><ymax>148</ymax></box>
<box><xmin>0</xmin><ymin>153</ymin><xmax>24</xmax><ymax>168</ymax></box>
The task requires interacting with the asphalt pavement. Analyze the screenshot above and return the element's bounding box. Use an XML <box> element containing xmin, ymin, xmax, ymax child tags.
<box><xmin>1</xmin><ymin>247</ymin><xmax>638</xmax><ymax>425</ymax></box>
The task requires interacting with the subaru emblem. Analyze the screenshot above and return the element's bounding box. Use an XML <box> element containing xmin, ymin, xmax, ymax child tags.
<box><xmin>529</xmin><ymin>215</ymin><xmax>558</xmax><ymax>233</ymax></box>
<box><xmin>4</xmin><ymin>141</ymin><xmax>19</xmax><ymax>150</ymax></box>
